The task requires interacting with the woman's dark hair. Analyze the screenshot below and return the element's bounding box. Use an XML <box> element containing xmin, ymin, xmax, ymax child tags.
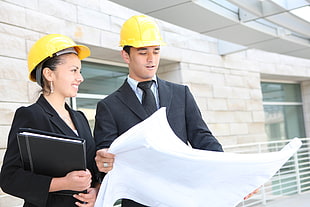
<box><xmin>40</xmin><ymin>55</ymin><xmax>63</xmax><ymax>94</ymax></box>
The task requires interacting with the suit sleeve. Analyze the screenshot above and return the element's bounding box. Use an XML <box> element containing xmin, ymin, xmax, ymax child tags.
<box><xmin>184</xmin><ymin>86</ymin><xmax>224</xmax><ymax>152</ymax></box>
<box><xmin>94</xmin><ymin>100</ymin><xmax>119</xmax><ymax>149</ymax></box>
<box><xmin>0</xmin><ymin>107</ymin><xmax>52</xmax><ymax>206</ymax></box>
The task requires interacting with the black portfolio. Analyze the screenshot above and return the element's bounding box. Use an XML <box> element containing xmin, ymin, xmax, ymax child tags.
<box><xmin>16</xmin><ymin>128</ymin><xmax>87</xmax><ymax>195</ymax></box>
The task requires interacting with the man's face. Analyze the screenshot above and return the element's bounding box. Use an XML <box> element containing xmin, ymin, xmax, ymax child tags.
<box><xmin>122</xmin><ymin>46</ymin><xmax>161</xmax><ymax>82</ymax></box>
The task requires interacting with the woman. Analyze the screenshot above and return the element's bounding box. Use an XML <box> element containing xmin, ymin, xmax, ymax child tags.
<box><xmin>0</xmin><ymin>34</ymin><xmax>99</xmax><ymax>207</ymax></box>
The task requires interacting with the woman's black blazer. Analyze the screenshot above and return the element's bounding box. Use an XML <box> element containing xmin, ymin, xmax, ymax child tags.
<box><xmin>0</xmin><ymin>94</ymin><xmax>97</xmax><ymax>207</ymax></box>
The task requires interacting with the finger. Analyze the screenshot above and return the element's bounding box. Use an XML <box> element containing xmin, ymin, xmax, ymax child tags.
<box><xmin>73</xmin><ymin>194</ymin><xmax>87</xmax><ymax>204</ymax></box>
<box><xmin>98</xmin><ymin>166</ymin><xmax>113</xmax><ymax>173</ymax></box>
<box><xmin>98</xmin><ymin>163</ymin><xmax>113</xmax><ymax>173</ymax></box>
<box><xmin>73</xmin><ymin>170</ymin><xmax>91</xmax><ymax>177</ymax></box>
<box><xmin>253</xmin><ymin>188</ymin><xmax>260</xmax><ymax>193</ymax></box>
<box><xmin>74</xmin><ymin>194</ymin><xmax>93</xmax><ymax>202</ymax></box>
<box><xmin>244</xmin><ymin>192</ymin><xmax>254</xmax><ymax>200</ymax></box>
<box><xmin>95</xmin><ymin>157</ymin><xmax>114</xmax><ymax>164</ymax></box>
<box><xmin>95</xmin><ymin>155</ymin><xmax>114</xmax><ymax>168</ymax></box>
<box><xmin>95</xmin><ymin>158</ymin><xmax>114</xmax><ymax>172</ymax></box>
<box><xmin>96</xmin><ymin>149</ymin><xmax>115</xmax><ymax>158</ymax></box>
<box><xmin>75</xmin><ymin>201</ymin><xmax>89</xmax><ymax>207</ymax></box>
<box><xmin>74</xmin><ymin>192</ymin><xmax>96</xmax><ymax>206</ymax></box>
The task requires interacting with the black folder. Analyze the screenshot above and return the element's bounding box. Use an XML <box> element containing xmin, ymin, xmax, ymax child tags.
<box><xmin>17</xmin><ymin>128</ymin><xmax>86</xmax><ymax>177</ymax></box>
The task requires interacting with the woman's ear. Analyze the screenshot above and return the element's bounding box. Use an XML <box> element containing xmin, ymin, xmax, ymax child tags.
<box><xmin>121</xmin><ymin>50</ymin><xmax>130</xmax><ymax>64</ymax></box>
<box><xmin>42</xmin><ymin>67</ymin><xmax>54</xmax><ymax>82</ymax></box>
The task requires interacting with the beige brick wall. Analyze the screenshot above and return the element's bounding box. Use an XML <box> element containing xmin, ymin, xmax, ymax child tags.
<box><xmin>1</xmin><ymin>0</ymin><xmax>310</xmax><ymax>206</ymax></box>
<box><xmin>0</xmin><ymin>188</ymin><xmax>23</xmax><ymax>207</ymax></box>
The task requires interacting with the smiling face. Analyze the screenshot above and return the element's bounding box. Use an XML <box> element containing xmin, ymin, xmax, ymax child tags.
<box><xmin>121</xmin><ymin>46</ymin><xmax>161</xmax><ymax>82</ymax></box>
<box><xmin>43</xmin><ymin>53</ymin><xmax>83</xmax><ymax>98</ymax></box>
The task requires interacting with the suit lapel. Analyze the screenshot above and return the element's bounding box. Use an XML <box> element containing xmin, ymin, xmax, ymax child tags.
<box><xmin>66</xmin><ymin>105</ymin><xmax>83</xmax><ymax>137</ymax></box>
<box><xmin>157</xmin><ymin>78</ymin><xmax>172</xmax><ymax>112</ymax></box>
<box><xmin>37</xmin><ymin>95</ymin><xmax>77</xmax><ymax>137</ymax></box>
<box><xmin>116</xmin><ymin>79</ymin><xmax>173</xmax><ymax>119</ymax></box>
<box><xmin>116</xmin><ymin>81</ymin><xmax>148</xmax><ymax>120</ymax></box>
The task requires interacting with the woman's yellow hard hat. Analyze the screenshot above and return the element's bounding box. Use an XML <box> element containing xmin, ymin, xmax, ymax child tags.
<box><xmin>119</xmin><ymin>15</ymin><xmax>166</xmax><ymax>48</ymax></box>
<box><xmin>27</xmin><ymin>34</ymin><xmax>90</xmax><ymax>82</ymax></box>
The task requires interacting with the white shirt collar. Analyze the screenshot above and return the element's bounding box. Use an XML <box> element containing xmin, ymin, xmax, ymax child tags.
<box><xmin>127</xmin><ymin>75</ymin><xmax>158</xmax><ymax>91</ymax></box>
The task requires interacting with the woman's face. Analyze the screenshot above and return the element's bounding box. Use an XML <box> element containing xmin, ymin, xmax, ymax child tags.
<box><xmin>50</xmin><ymin>53</ymin><xmax>83</xmax><ymax>98</ymax></box>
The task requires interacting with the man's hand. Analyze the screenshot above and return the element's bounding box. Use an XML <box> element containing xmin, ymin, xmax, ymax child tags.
<box><xmin>244</xmin><ymin>187</ymin><xmax>260</xmax><ymax>200</ymax></box>
<box><xmin>95</xmin><ymin>148</ymin><xmax>115</xmax><ymax>173</ymax></box>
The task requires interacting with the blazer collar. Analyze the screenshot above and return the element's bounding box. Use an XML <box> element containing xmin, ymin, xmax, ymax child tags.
<box><xmin>36</xmin><ymin>94</ymin><xmax>78</xmax><ymax>137</ymax></box>
<box><xmin>157</xmin><ymin>78</ymin><xmax>172</xmax><ymax>111</ymax></box>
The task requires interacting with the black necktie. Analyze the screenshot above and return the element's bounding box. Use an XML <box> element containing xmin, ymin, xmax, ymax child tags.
<box><xmin>138</xmin><ymin>80</ymin><xmax>157</xmax><ymax>116</ymax></box>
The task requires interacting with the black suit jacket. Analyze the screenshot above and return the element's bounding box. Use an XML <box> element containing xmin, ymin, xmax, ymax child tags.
<box><xmin>0</xmin><ymin>95</ymin><xmax>98</xmax><ymax>207</ymax></box>
<box><xmin>94</xmin><ymin>77</ymin><xmax>223</xmax><ymax>151</ymax></box>
<box><xmin>94</xmin><ymin>78</ymin><xmax>223</xmax><ymax>206</ymax></box>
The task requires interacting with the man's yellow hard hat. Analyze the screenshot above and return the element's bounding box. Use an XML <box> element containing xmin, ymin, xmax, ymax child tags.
<box><xmin>27</xmin><ymin>34</ymin><xmax>90</xmax><ymax>82</ymax></box>
<box><xmin>119</xmin><ymin>15</ymin><xmax>166</xmax><ymax>48</ymax></box>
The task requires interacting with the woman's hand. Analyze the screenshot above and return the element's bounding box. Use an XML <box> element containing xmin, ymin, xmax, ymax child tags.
<box><xmin>49</xmin><ymin>169</ymin><xmax>92</xmax><ymax>192</ymax></box>
<box><xmin>74</xmin><ymin>187</ymin><xmax>99</xmax><ymax>207</ymax></box>
<box><xmin>64</xmin><ymin>169</ymin><xmax>92</xmax><ymax>191</ymax></box>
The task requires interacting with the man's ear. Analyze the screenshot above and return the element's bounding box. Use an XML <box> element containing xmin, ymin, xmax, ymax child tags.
<box><xmin>121</xmin><ymin>50</ymin><xmax>130</xmax><ymax>64</ymax></box>
<box><xmin>42</xmin><ymin>67</ymin><xmax>53</xmax><ymax>82</ymax></box>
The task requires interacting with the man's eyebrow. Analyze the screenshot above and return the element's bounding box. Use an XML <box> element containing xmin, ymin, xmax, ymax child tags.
<box><xmin>136</xmin><ymin>47</ymin><xmax>160</xmax><ymax>51</ymax></box>
<box><xmin>137</xmin><ymin>48</ymin><xmax>147</xmax><ymax>51</ymax></box>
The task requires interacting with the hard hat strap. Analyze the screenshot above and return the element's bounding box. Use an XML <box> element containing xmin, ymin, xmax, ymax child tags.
<box><xmin>35</xmin><ymin>61</ymin><xmax>44</xmax><ymax>86</ymax></box>
<box><xmin>35</xmin><ymin>47</ymin><xmax>77</xmax><ymax>86</ymax></box>
<box><xmin>54</xmin><ymin>47</ymin><xmax>77</xmax><ymax>57</ymax></box>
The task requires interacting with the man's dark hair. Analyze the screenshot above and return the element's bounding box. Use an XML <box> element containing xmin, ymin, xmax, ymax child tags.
<box><xmin>123</xmin><ymin>46</ymin><xmax>131</xmax><ymax>55</ymax></box>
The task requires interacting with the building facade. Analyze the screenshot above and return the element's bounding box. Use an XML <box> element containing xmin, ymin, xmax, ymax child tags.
<box><xmin>1</xmin><ymin>0</ymin><xmax>310</xmax><ymax>206</ymax></box>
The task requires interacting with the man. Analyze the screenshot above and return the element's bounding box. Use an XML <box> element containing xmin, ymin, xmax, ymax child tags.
<box><xmin>94</xmin><ymin>15</ymin><xmax>223</xmax><ymax>206</ymax></box>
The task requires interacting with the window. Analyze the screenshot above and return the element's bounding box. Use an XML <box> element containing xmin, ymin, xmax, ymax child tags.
<box><xmin>262</xmin><ymin>82</ymin><xmax>310</xmax><ymax>196</ymax></box>
<box><xmin>261</xmin><ymin>82</ymin><xmax>306</xmax><ymax>141</ymax></box>
<box><xmin>71</xmin><ymin>61</ymin><xmax>128</xmax><ymax>131</ymax></box>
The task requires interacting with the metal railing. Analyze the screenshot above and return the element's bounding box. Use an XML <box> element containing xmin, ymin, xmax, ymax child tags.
<box><xmin>223</xmin><ymin>138</ymin><xmax>310</xmax><ymax>207</ymax></box>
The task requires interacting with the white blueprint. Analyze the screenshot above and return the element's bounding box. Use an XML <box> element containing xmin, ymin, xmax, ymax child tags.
<box><xmin>94</xmin><ymin>108</ymin><xmax>302</xmax><ymax>207</ymax></box>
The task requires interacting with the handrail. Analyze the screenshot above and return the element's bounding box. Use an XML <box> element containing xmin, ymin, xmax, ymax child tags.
<box><xmin>224</xmin><ymin>138</ymin><xmax>310</xmax><ymax>206</ymax></box>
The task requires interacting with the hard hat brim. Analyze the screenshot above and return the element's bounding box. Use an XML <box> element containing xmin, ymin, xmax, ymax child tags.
<box><xmin>74</xmin><ymin>45</ymin><xmax>91</xmax><ymax>60</ymax></box>
<box><xmin>120</xmin><ymin>40</ymin><xmax>166</xmax><ymax>48</ymax></box>
<box><xmin>28</xmin><ymin>44</ymin><xmax>91</xmax><ymax>82</ymax></box>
